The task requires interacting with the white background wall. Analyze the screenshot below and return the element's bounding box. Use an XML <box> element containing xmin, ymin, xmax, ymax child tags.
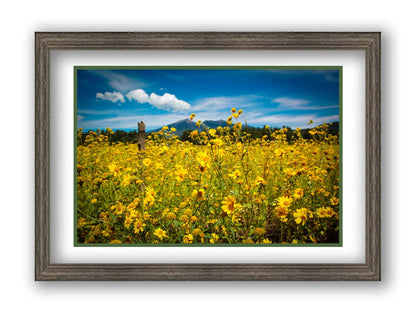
<box><xmin>0</xmin><ymin>0</ymin><xmax>412</xmax><ymax>311</ymax></box>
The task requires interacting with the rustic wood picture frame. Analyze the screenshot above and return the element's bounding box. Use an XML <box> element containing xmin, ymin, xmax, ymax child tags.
<box><xmin>35</xmin><ymin>32</ymin><xmax>380</xmax><ymax>281</ymax></box>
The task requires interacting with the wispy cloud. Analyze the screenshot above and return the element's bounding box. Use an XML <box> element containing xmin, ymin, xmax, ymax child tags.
<box><xmin>88</xmin><ymin>70</ymin><xmax>147</xmax><ymax>93</ymax></box>
<box><xmin>272</xmin><ymin>96</ymin><xmax>338</xmax><ymax>111</ymax></box>
<box><xmin>246</xmin><ymin>113</ymin><xmax>339</xmax><ymax>128</ymax></box>
<box><xmin>192</xmin><ymin>95</ymin><xmax>264</xmax><ymax>113</ymax></box>
<box><xmin>96</xmin><ymin>91</ymin><xmax>125</xmax><ymax>104</ymax></box>
<box><xmin>77</xmin><ymin>109</ymin><xmax>120</xmax><ymax>115</ymax></box>
<box><xmin>79</xmin><ymin>114</ymin><xmax>189</xmax><ymax>130</ymax></box>
<box><xmin>272</xmin><ymin>96</ymin><xmax>311</xmax><ymax>108</ymax></box>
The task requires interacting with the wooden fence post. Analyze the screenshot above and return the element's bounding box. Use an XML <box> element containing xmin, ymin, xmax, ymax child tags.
<box><xmin>138</xmin><ymin>121</ymin><xmax>146</xmax><ymax>151</ymax></box>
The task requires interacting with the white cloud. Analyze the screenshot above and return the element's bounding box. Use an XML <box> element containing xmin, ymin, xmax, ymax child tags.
<box><xmin>95</xmin><ymin>89</ymin><xmax>191</xmax><ymax>112</ymax></box>
<box><xmin>148</xmin><ymin>92</ymin><xmax>191</xmax><ymax>112</ymax></box>
<box><xmin>126</xmin><ymin>89</ymin><xmax>149</xmax><ymax>103</ymax></box>
<box><xmin>272</xmin><ymin>96</ymin><xmax>311</xmax><ymax>108</ymax></box>
<box><xmin>77</xmin><ymin>115</ymin><xmax>85</xmax><ymax>122</ymax></box>
<box><xmin>96</xmin><ymin>91</ymin><xmax>125</xmax><ymax>104</ymax></box>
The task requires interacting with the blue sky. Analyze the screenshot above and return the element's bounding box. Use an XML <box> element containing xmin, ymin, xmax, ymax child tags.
<box><xmin>76</xmin><ymin>67</ymin><xmax>340</xmax><ymax>131</ymax></box>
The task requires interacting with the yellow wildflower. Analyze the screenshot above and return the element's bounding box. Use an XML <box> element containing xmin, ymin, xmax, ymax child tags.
<box><xmin>292</xmin><ymin>188</ymin><xmax>304</xmax><ymax>199</ymax></box>
<box><xmin>142</xmin><ymin>158</ymin><xmax>152</xmax><ymax>166</ymax></box>
<box><xmin>316</xmin><ymin>207</ymin><xmax>337</xmax><ymax>218</ymax></box>
<box><xmin>179</xmin><ymin>215</ymin><xmax>189</xmax><ymax>222</ymax></box>
<box><xmin>254</xmin><ymin>176</ymin><xmax>267</xmax><ymax>186</ymax></box>
<box><xmin>133</xmin><ymin>219</ymin><xmax>146</xmax><ymax>233</ymax></box>
<box><xmin>228</xmin><ymin>169</ymin><xmax>242</xmax><ymax>180</ymax></box>
<box><xmin>108</xmin><ymin>163</ymin><xmax>121</xmax><ymax>177</ymax></box>
<box><xmin>192</xmin><ymin>228</ymin><xmax>203</xmax><ymax>237</ymax></box>
<box><xmin>110</xmin><ymin>202</ymin><xmax>125</xmax><ymax>215</ymax></box>
<box><xmin>210</xmin><ymin>233</ymin><xmax>219</xmax><ymax>244</ymax></box>
<box><xmin>124</xmin><ymin>215</ymin><xmax>134</xmax><ymax>229</ymax></box>
<box><xmin>101</xmin><ymin>230</ymin><xmax>111</xmax><ymax>237</ymax></box>
<box><xmin>77</xmin><ymin>217</ymin><xmax>87</xmax><ymax>228</ymax></box>
<box><xmin>153</xmin><ymin>228</ymin><xmax>168</xmax><ymax>240</ymax></box>
<box><xmin>293</xmin><ymin>208</ymin><xmax>313</xmax><ymax>225</ymax></box>
<box><xmin>253</xmin><ymin>227</ymin><xmax>266</xmax><ymax>236</ymax></box>
<box><xmin>233</xmin><ymin>122</ymin><xmax>242</xmax><ymax>130</ymax></box>
<box><xmin>192</xmin><ymin>189</ymin><xmax>205</xmax><ymax>198</ymax></box>
<box><xmin>208</xmin><ymin>129</ymin><xmax>216</xmax><ymax>136</ymax></box>
<box><xmin>277</xmin><ymin>196</ymin><xmax>292</xmax><ymax>208</ymax></box>
<box><xmin>275</xmin><ymin>205</ymin><xmax>288</xmax><ymax>220</ymax></box>
<box><xmin>330</xmin><ymin>197</ymin><xmax>339</xmax><ymax>206</ymax></box>
<box><xmin>182</xmin><ymin>234</ymin><xmax>194</xmax><ymax>244</ymax></box>
<box><xmin>183</xmin><ymin>208</ymin><xmax>193</xmax><ymax>216</ymax></box>
<box><xmin>121</xmin><ymin>174</ymin><xmax>132</xmax><ymax>186</ymax></box>
<box><xmin>274</xmin><ymin>148</ymin><xmax>284</xmax><ymax>158</ymax></box>
<box><xmin>174</xmin><ymin>166</ymin><xmax>188</xmax><ymax>182</ymax></box>
<box><xmin>221</xmin><ymin>195</ymin><xmax>242</xmax><ymax>215</ymax></box>
<box><xmin>165</xmin><ymin>212</ymin><xmax>177</xmax><ymax>220</ymax></box>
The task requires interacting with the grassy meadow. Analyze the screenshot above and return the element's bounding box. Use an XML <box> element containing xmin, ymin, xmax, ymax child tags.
<box><xmin>76</xmin><ymin>109</ymin><xmax>340</xmax><ymax>245</ymax></box>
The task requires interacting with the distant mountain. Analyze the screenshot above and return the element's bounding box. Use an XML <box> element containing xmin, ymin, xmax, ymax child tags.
<box><xmin>201</xmin><ymin>120</ymin><xmax>228</xmax><ymax>129</ymax></box>
<box><xmin>150</xmin><ymin>119</ymin><xmax>231</xmax><ymax>136</ymax></box>
<box><xmin>150</xmin><ymin>119</ymin><xmax>197</xmax><ymax>135</ymax></box>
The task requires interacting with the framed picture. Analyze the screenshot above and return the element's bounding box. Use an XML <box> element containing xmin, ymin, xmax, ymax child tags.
<box><xmin>35</xmin><ymin>32</ymin><xmax>381</xmax><ymax>281</ymax></box>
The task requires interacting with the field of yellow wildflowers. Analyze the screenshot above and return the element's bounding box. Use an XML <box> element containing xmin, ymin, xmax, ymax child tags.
<box><xmin>76</xmin><ymin>108</ymin><xmax>340</xmax><ymax>245</ymax></box>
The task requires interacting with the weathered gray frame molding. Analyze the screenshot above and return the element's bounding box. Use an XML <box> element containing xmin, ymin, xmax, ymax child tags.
<box><xmin>35</xmin><ymin>32</ymin><xmax>381</xmax><ymax>281</ymax></box>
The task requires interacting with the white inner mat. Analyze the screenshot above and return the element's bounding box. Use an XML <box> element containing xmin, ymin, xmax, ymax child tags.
<box><xmin>49</xmin><ymin>49</ymin><xmax>366</xmax><ymax>263</ymax></box>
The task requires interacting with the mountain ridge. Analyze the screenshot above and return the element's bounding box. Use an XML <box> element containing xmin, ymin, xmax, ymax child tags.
<box><xmin>149</xmin><ymin>119</ymin><xmax>230</xmax><ymax>135</ymax></box>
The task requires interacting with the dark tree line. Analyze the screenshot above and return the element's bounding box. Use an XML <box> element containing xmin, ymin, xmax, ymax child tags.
<box><xmin>79</xmin><ymin>122</ymin><xmax>339</xmax><ymax>145</ymax></box>
<box><xmin>180</xmin><ymin>122</ymin><xmax>339</xmax><ymax>144</ymax></box>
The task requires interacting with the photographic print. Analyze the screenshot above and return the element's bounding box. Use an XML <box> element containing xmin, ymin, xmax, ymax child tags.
<box><xmin>75</xmin><ymin>66</ymin><xmax>341</xmax><ymax>246</ymax></box>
